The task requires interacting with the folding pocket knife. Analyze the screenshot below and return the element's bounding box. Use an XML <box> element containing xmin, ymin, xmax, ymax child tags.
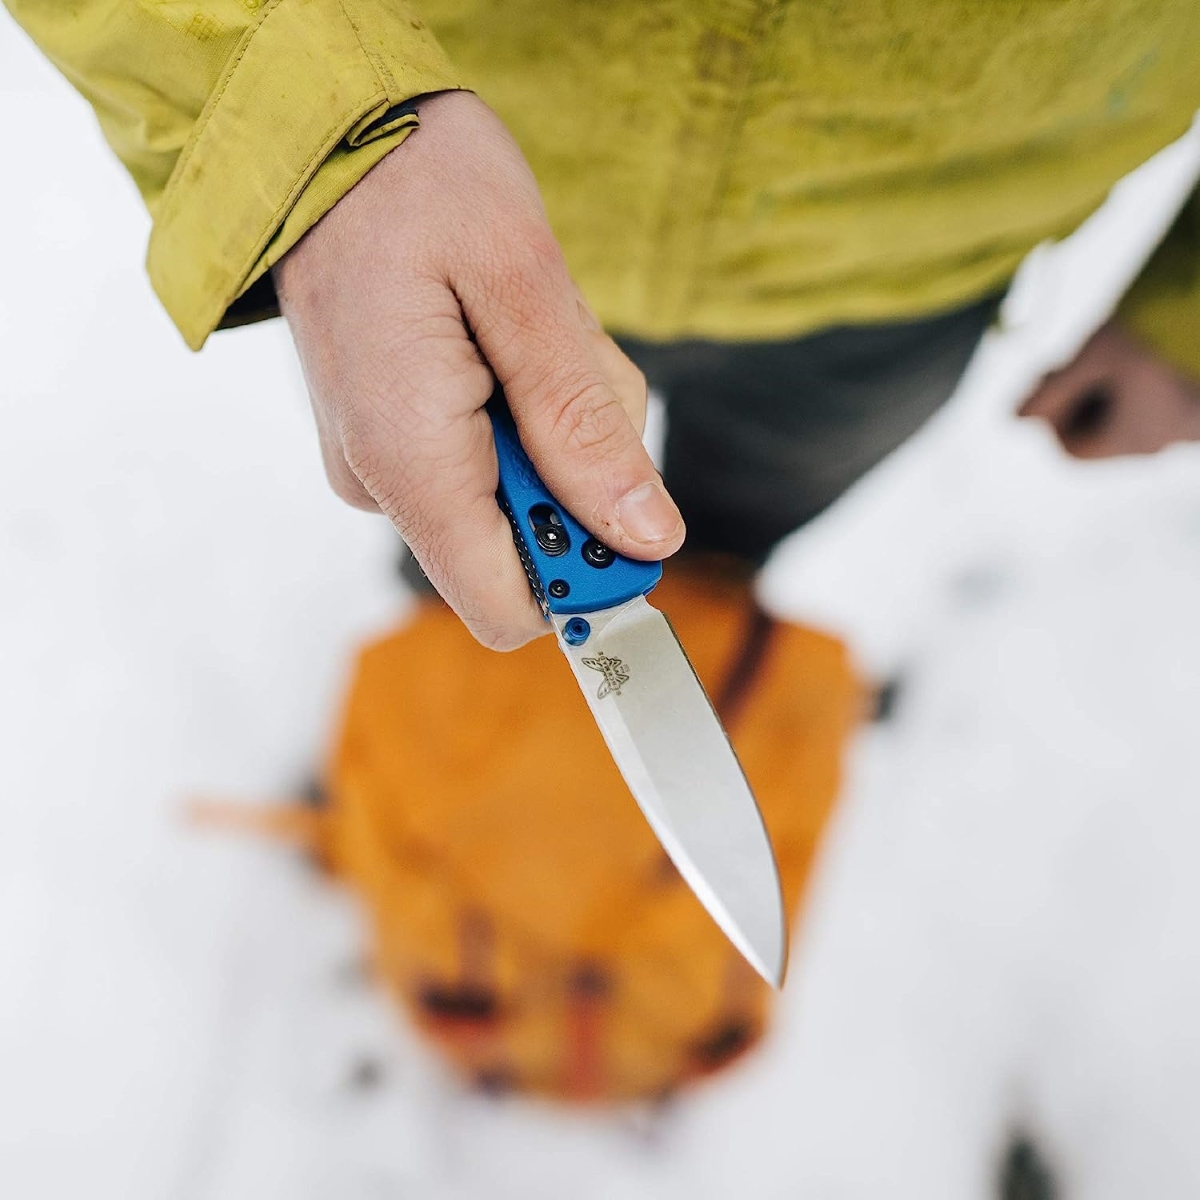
<box><xmin>489</xmin><ymin>399</ymin><xmax>787</xmax><ymax>987</ymax></box>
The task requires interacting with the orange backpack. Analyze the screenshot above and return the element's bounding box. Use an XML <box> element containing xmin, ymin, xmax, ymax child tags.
<box><xmin>205</xmin><ymin>561</ymin><xmax>860</xmax><ymax>1102</ymax></box>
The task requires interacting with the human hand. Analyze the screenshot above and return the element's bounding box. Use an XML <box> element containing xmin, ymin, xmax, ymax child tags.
<box><xmin>273</xmin><ymin>91</ymin><xmax>683</xmax><ymax>650</ymax></box>
<box><xmin>1019</xmin><ymin>320</ymin><xmax>1200</xmax><ymax>459</ymax></box>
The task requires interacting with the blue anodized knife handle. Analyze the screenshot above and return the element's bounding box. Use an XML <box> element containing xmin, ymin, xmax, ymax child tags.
<box><xmin>488</xmin><ymin>396</ymin><xmax>662</xmax><ymax>618</ymax></box>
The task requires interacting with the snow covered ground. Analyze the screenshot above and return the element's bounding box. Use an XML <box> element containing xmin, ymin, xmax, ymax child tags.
<box><xmin>4</xmin><ymin>16</ymin><xmax>1200</xmax><ymax>1199</ymax></box>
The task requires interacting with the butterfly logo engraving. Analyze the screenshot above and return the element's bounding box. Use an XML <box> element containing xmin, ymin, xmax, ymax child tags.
<box><xmin>582</xmin><ymin>651</ymin><xmax>630</xmax><ymax>699</ymax></box>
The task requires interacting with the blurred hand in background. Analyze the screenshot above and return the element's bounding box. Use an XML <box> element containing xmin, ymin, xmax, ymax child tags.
<box><xmin>1021</xmin><ymin>320</ymin><xmax>1200</xmax><ymax>459</ymax></box>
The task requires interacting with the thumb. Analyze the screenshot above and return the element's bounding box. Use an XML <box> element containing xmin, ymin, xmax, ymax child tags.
<box><xmin>460</xmin><ymin>231</ymin><xmax>685</xmax><ymax>560</ymax></box>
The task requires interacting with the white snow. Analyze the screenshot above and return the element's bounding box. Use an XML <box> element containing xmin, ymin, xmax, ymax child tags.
<box><xmin>4</xmin><ymin>15</ymin><xmax>1200</xmax><ymax>1198</ymax></box>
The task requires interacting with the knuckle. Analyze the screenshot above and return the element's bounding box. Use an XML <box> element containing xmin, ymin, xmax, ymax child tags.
<box><xmin>437</xmin><ymin>567</ymin><xmax>540</xmax><ymax>653</ymax></box>
<box><xmin>341</xmin><ymin>428</ymin><xmax>419</xmax><ymax>530</ymax></box>
<box><xmin>468</xmin><ymin>620</ymin><xmax>532</xmax><ymax>653</ymax></box>
<box><xmin>341</xmin><ymin>429</ymin><xmax>388</xmax><ymax>498</ymax></box>
<box><xmin>320</xmin><ymin>437</ymin><xmax>379</xmax><ymax>511</ymax></box>
<box><xmin>474</xmin><ymin>226</ymin><xmax>568</xmax><ymax>321</ymax></box>
<box><xmin>548</xmin><ymin>379</ymin><xmax>636</xmax><ymax>460</ymax></box>
<box><xmin>325</xmin><ymin>467</ymin><xmax>377</xmax><ymax>511</ymax></box>
<box><xmin>614</xmin><ymin>359</ymin><xmax>649</xmax><ymax>418</ymax></box>
<box><xmin>483</xmin><ymin>268</ymin><xmax>543</xmax><ymax>335</ymax></box>
<box><xmin>518</xmin><ymin>223</ymin><xmax>567</xmax><ymax>276</ymax></box>
<box><xmin>627</xmin><ymin>358</ymin><xmax>648</xmax><ymax>398</ymax></box>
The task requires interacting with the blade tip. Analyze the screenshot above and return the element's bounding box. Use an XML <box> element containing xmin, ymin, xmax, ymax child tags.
<box><xmin>740</xmin><ymin>920</ymin><xmax>789</xmax><ymax>990</ymax></box>
<box><xmin>764</xmin><ymin>943</ymin><xmax>789</xmax><ymax>991</ymax></box>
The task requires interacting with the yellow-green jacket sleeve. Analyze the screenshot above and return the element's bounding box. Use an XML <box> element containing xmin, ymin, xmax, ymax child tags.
<box><xmin>1118</xmin><ymin>191</ymin><xmax>1200</xmax><ymax>382</ymax></box>
<box><xmin>4</xmin><ymin>0</ymin><xmax>463</xmax><ymax>348</ymax></box>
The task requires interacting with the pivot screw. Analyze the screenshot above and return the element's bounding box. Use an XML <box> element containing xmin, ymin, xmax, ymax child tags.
<box><xmin>529</xmin><ymin>504</ymin><xmax>569</xmax><ymax>557</ymax></box>
<box><xmin>582</xmin><ymin>538</ymin><xmax>615</xmax><ymax>568</ymax></box>
<box><xmin>535</xmin><ymin>523</ymin><xmax>569</xmax><ymax>556</ymax></box>
<box><xmin>563</xmin><ymin>617</ymin><xmax>591</xmax><ymax>645</ymax></box>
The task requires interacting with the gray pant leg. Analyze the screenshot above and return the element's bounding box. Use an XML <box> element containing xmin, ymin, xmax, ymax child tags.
<box><xmin>620</xmin><ymin>296</ymin><xmax>997</xmax><ymax>562</ymax></box>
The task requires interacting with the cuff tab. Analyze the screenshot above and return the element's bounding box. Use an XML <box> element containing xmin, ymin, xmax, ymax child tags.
<box><xmin>347</xmin><ymin>99</ymin><xmax>421</xmax><ymax>148</ymax></box>
<box><xmin>148</xmin><ymin>0</ymin><xmax>459</xmax><ymax>349</ymax></box>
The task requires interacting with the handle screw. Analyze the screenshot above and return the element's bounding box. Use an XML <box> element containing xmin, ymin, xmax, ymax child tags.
<box><xmin>582</xmin><ymin>538</ymin><xmax>615</xmax><ymax>568</ymax></box>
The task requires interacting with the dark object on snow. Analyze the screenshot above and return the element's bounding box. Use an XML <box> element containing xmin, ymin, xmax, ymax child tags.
<box><xmin>1000</xmin><ymin>1135</ymin><xmax>1057</xmax><ymax>1200</ymax></box>
<box><xmin>347</xmin><ymin>1056</ymin><xmax>385</xmax><ymax>1092</ymax></box>
<box><xmin>870</xmin><ymin>676</ymin><xmax>905</xmax><ymax>723</ymax></box>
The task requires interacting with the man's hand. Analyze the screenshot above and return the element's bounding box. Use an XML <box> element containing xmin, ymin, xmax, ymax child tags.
<box><xmin>273</xmin><ymin>91</ymin><xmax>683</xmax><ymax>650</ymax></box>
<box><xmin>1020</xmin><ymin>320</ymin><xmax>1200</xmax><ymax>459</ymax></box>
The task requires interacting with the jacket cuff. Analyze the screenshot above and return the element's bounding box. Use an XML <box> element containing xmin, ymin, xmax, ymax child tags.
<box><xmin>1117</xmin><ymin>191</ymin><xmax>1200</xmax><ymax>382</ymax></box>
<box><xmin>146</xmin><ymin>0</ymin><xmax>462</xmax><ymax>350</ymax></box>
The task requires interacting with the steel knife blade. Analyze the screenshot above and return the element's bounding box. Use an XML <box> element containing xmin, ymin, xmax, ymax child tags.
<box><xmin>489</xmin><ymin>398</ymin><xmax>787</xmax><ymax>987</ymax></box>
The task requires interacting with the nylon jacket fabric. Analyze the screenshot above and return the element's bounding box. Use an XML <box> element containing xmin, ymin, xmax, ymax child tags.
<box><xmin>5</xmin><ymin>0</ymin><xmax>463</xmax><ymax>348</ymax></box>
<box><xmin>1120</xmin><ymin>191</ymin><xmax>1200</xmax><ymax>379</ymax></box>
<box><xmin>4</xmin><ymin>1</ymin><xmax>1199</xmax><ymax>372</ymax></box>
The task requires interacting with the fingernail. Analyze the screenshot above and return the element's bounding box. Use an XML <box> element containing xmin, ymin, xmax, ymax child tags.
<box><xmin>615</xmin><ymin>481</ymin><xmax>683</xmax><ymax>544</ymax></box>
